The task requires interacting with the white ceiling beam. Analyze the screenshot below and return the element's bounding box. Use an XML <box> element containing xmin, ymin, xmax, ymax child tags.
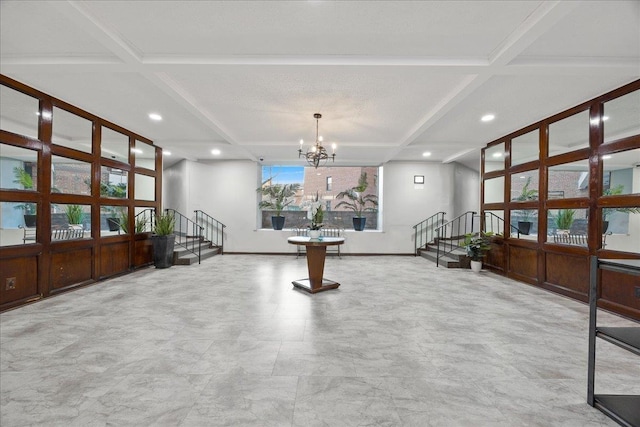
<box><xmin>442</xmin><ymin>148</ymin><xmax>478</xmax><ymax>164</ymax></box>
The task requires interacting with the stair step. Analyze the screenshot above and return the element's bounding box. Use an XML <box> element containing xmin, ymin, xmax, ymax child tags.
<box><xmin>419</xmin><ymin>245</ymin><xmax>467</xmax><ymax>268</ymax></box>
<box><xmin>174</xmin><ymin>246</ymin><xmax>221</xmax><ymax>265</ymax></box>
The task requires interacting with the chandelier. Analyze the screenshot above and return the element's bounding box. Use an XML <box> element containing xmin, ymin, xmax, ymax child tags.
<box><xmin>298</xmin><ymin>113</ymin><xmax>336</xmax><ymax>168</ymax></box>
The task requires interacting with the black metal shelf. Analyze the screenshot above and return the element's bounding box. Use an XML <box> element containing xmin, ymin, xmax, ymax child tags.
<box><xmin>594</xmin><ymin>395</ymin><xmax>640</xmax><ymax>427</ymax></box>
<box><xmin>588</xmin><ymin>257</ymin><xmax>640</xmax><ymax>427</ymax></box>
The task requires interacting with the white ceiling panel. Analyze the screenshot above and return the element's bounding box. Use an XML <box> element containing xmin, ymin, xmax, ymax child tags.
<box><xmin>1</xmin><ymin>0</ymin><xmax>639</xmax><ymax>172</ymax></box>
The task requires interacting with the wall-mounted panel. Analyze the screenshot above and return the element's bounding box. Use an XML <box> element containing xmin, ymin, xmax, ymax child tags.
<box><xmin>50</xmin><ymin>248</ymin><xmax>92</xmax><ymax>290</ymax></box>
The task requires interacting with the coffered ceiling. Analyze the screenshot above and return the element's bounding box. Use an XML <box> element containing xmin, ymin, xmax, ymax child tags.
<box><xmin>1</xmin><ymin>1</ymin><xmax>638</xmax><ymax>170</ymax></box>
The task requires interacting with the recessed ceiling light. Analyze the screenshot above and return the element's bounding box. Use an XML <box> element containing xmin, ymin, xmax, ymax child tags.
<box><xmin>520</xmin><ymin>176</ymin><xmax>526</xmax><ymax>179</ymax></box>
<box><xmin>492</xmin><ymin>152</ymin><xmax>502</xmax><ymax>158</ymax></box>
<box><xmin>602</xmin><ymin>116</ymin><xmax>609</xmax><ymax>121</ymax></box>
<box><xmin>148</xmin><ymin>113</ymin><xmax>162</xmax><ymax>121</ymax></box>
<box><xmin>481</xmin><ymin>114</ymin><xmax>495</xmax><ymax>122</ymax></box>
<box><xmin>163</xmin><ymin>150</ymin><xmax>171</xmax><ymax>156</ymax></box>
<box><xmin>422</xmin><ymin>151</ymin><xmax>431</xmax><ymax>157</ymax></box>
<box><xmin>131</xmin><ymin>148</ymin><xmax>143</xmax><ymax>154</ymax></box>
<box><xmin>211</xmin><ymin>149</ymin><xmax>221</xmax><ymax>155</ymax></box>
<box><xmin>602</xmin><ymin>155</ymin><xmax>612</xmax><ymax>160</ymax></box>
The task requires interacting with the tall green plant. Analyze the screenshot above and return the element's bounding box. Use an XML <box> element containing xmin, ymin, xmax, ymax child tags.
<box><xmin>65</xmin><ymin>204</ymin><xmax>84</xmax><ymax>225</ymax></box>
<box><xmin>153</xmin><ymin>212</ymin><xmax>175</xmax><ymax>236</ymax></box>
<box><xmin>13</xmin><ymin>167</ymin><xmax>36</xmax><ymax>215</ymax></box>
<box><xmin>555</xmin><ymin>209</ymin><xmax>575</xmax><ymax>230</ymax></box>
<box><xmin>257</xmin><ymin>182</ymin><xmax>300</xmax><ymax>216</ymax></box>
<box><xmin>335</xmin><ymin>172</ymin><xmax>378</xmax><ymax>217</ymax></box>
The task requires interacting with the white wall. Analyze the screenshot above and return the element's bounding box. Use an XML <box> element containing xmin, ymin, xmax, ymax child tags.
<box><xmin>162</xmin><ymin>159</ymin><xmax>479</xmax><ymax>254</ymax></box>
<box><xmin>453</xmin><ymin>162</ymin><xmax>480</xmax><ymax>217</ymax></box>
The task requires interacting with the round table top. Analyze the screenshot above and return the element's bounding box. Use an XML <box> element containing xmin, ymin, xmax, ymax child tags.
<box><xmin>287</xmin><ymin>236</ymin><xmax>345</xmax><ymax>246</ymax></box>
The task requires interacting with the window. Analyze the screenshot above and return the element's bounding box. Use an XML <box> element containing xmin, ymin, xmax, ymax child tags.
<box><xmin>511</xmin><ymin>129</ymin><xmax>539</xmax><ymax>167</ymax></box>
<box><xmin>52</xmin><ymin>107</ymin><xmax>92</xmax><ymax>153</ymax></box>
<box><xmin>259</xmin><ymin>166</ymin><xmax>380</xmax><ymax>230</ymax></box>
<box><xmin>0</xmin><ymin>86</ymin><xmax>39</xmax><ymax>139</ymax></box>
<box><xmin>100</xmin><ymin>166</ymin><xmax>128</xmax><ymax>198</ymax></box>
<box><xmin>483</xmin><ymin>176</ymin><xmax>504</xmax><ymax>204</ymax></box>
<box><xmin>548</xmin><ymin>110</ymin><xmax>589</xmax><ymax>157</ymax></box>
<box><xmin>603</xmin><ymin>89</ymin><xmax>640</xmax><ymax>144</ymax></box>
<box><xmin>51</xmin><ymin>156</ymin><xmax>91</xmax><ymax>195</ymax></box>
<box><xmin>547</xmin><ymin>159</ymin><xmax>589</xmax><ymax>200</ymax></box>
<box><xmin>0</xmin><ymin>144</ymin><xmax>38</xmax><ymax>191</ymax></box>
<box><xmin>101</xmin><ymin>127</ymin><xmax>129</xmax><ymax>164</ymax></box>
<box><xmin>484</xmin><ymin>142</ymin><xmax>505</xmax><ymax>172</ymax></box>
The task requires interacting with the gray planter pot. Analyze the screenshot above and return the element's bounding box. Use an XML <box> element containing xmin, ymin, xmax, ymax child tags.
<box><xmin>152</xmin><ymin>234</ymin><xmax>176</xmax><ymax>269</ymax></box>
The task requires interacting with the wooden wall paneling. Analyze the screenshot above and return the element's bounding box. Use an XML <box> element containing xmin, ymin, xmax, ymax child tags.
<box><xmin>543</xmin><ymin>250</ymin><xmax>590</xmax><ymax>301</ymax></box>
<box><xmin>0</xmin><ymin>256</ymin><xmax>39</xmax><ymax>307</ymax></box>
<box><xmin>508</xmin><ymin>245</ymin><xmax>538</xmax><ymax>282</ymax></box>
<box><xmin>134</xmin><ymin>233</ymin><xmax>154</xmax><ymax>267</ymax></box>
<box><xmin>50</xmin><ymin>246</ymin><xmax>93</xmax><ymax>291</ymax></box>
<box><xmin>484</xmin><ymin>238</ymin><xmax>506</xmax><ymax>273</ymax></box>
<box><xmin>99</xmin><ymin>241</ymin><xmax>130</xmax><ymax>278</ymax></box>
<box><xmin>599</xmin><ymin>268</ymin><xmax>640</xmax><ymax>318</ymax></box>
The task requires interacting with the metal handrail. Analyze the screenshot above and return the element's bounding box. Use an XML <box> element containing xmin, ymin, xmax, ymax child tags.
<box><xmin>482</xmin><ymin>211</ymin><xmax>519</xmax><ymax>238</ymax></box>
<box><xmin>434</xmin><ymin>211</ymin><xmax>477</xmax><ymax>267</ymax></box>
<box><xmin>194</xmin><ymin>210</ymin><xmax>226</xmax><ymax>255</ymax></box>
<box><xmin>134</xmin><ymin>208</ymin><xmax>155</xmax><ymax>233</ymax></box>
<box><xmin>166</xmin><ymin>209</ymin><xmax>203</xmax><ymax>264</ymax></box>
<box><xmin>412</xmin><ymin>211</ymin><xmax>446</xmax><ymax>256</ymax></box>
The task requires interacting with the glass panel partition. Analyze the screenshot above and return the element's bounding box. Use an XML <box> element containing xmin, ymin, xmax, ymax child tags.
<box><xmin>602</xmin><ymin>206</ymin><xmax>640</xmax><ymax>253</ymax></box>
<box><xmin>101</xmin><ymin>127</ymin><xmax>129</xmax><ymax>163</ymax></box>
<box><xmin>0</xmin><ymin>86</ymin><xmax>39</xmax><ymax>139</ymax></box>
<box><xmin>0</xmin><ymin>201</ymin><xmax>37</xmax><ymax>246</ymax></box>
<box><xmin>483</xmin><ymin>176</ymin><xmax>504</xmax><ymax>204</ymax></box>
<box><xmin>0</xmin><ymin>144</ymin><xmax>38</xmax><ymax>191</ymax></box>
<box><xmin>100</xmin><ymin>166</ymin><xmax>128</xmax><ymax>198</ymax></box>
<box><xmin>134</xmin><ymin>174</ymin><xmax>155</xmax><ymax>201</ymax></box>
<box><xmin>52</xmin><ymin>107</ymin><xmax>93</xmax><ymax>153</ymax></box>
<box><xmin>134</xmin><ymin>140</ymin><xmax>155</xmax><ymax>170</ymax></box>
<box><xmin>548</xmin><ymin>110</ymin><xmax>589</xmax><ymax>157</ymax></box>
<box><xmin>547</xmin><ymin>208</ymin><xmax>588</xmax><ymax>245</ymax></box>
<box><xmin>484</xmin><ymin>143</ymin><xmax>505</xmax><ymax>172</ymax></box>
<box><xmin>51</xmin><ymin>204</ymin><xmax>91</xmax><ymax>240</ymax></box>
<box><xmin>511</xmin><ymin>129</ymin><xmax>539</xmax><ymax>167</ymax></box>
<box><xmin>100</xmin><ymin>205</ymin><xmax>128</xmax><ymax>236</ymax></box>
<box><xmin>510</xmin><ymin>170</ymin><xmax>538</xmax><ymax>202</ymax></box>
<box><xmin>602</xmin><ymin>148</ymin><xmax>640</xmax><ymax>196</ymax></box>
<box><xmin>51</xmin><ymin>156</ymin><xmax>91</xmax><ymax>195</ymax></box>
<box><xmin>603</xmin><ymin>89</ymin><xmax>640</xmax><ymax>144</ymax></box>
<box><xmin>547</xmin><ymin>159</ymin><xmax>590</xmax><ymax>200</ymax></box>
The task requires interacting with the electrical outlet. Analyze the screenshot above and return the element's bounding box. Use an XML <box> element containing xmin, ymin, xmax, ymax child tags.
<box><xmin>635</xmin><ymin>286</ymin><xmax>640</xmax><ymax>299</ymax></box>
<box><xmin>5</xmin><ymin>277</ymin><xmax>16</xmax><ymax>290</ymax></box>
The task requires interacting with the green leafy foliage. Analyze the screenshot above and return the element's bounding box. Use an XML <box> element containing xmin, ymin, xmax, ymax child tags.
<box><xmin>602</xmin><ymin>184</ymin><xmax>640</xmax><ymax>219</ymax></box>
<box><xmin>257</xmin><ymin>182</ymin><xmax>300</xmax><ymax>216</ymax></box>
<box><xmin>463</xmin><ymin>232</ymin><xmax>494</xmax><ymax>261</ymax></box>
<box><xmin>555</xmin><ymin>209</ymin><xmax>575</xmax><ymax>230</ymax></box>
<box><xmin>65</xmin><ymin>204</ymin><xmax>84</xmax><ymax>225</ymax></box>
<box><xmin>335</xmin><ymin>172</ymin><xmax>379</xmax><ymax>217</ymax></box>
<box><xmin>153</xmin><ymin>211</ymin><xmax>175</xmax><ymax>236</ymax></box>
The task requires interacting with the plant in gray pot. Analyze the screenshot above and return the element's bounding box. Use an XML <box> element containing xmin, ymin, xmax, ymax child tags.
<box><xmin>335</xmin><ymin>172</ymin><xmax>378</xmax><ymax>231</ymax></box>
<box><xmin>257</xmin><ymin>182</ymin><xmax>300</xmax><ymax>230</ymax></box>
<box><xmin>152</xmin><ymin>211</ymin><xmax>176</xmax><ymax>269</ymax></box>
<box><xmin>514</xmin><ymin>177</ymin><xmax>538</xmax><ymax>235</ymax></box>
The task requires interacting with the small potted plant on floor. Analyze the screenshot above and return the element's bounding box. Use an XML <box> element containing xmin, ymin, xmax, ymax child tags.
<box><xmin>257</xmin><ymin>181</ymin><xmax>300</xmax><ymax>230</ymax></box>
<box><xmin>152</xmin><ymin>211</ymin><xmax>176</xmax><ymax>268</ymax></box>
<box><xmin>335</xmin><ymin>172</ymin><xmax>378</xmax><ymax>231</ymax></box>
<box><xmin>463</xmin><ymin>232</ymin><xmax>493</xmax><ymax>272</ymax></box>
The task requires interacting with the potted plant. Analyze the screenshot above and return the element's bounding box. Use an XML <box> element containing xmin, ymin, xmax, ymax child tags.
<box><xmin>257</xmin><ymin>182</ymin><xmax>300</xmax><ymax>230</ymax></box>
<box><xmin>602</xmin><ymin>184</ymin><xmax>640</xmax><ymax>232</ymax></box>
<box><xmin>152</xmin><ymin>211</ymin><xmax>176</xmax><ymax>268</ymax></box>
<box><xmin>463</xmin><ymin>232</ymin><xmax>493</xmax><ymax>272</ymax></box>
<box><xmin>65</xmin><ymin>204</ymin><xmax>84</xmax><ymax>229</ymax></box>
<box><xmin>555</xmin><ymin>209</ymin><xmax>575</xmax><ymax>234</ymax></box>
<box><xmin>306</xmin><ymin>192</ymin><xmax>324</xmax><ymax>239</ymax></box>
<box><xmin>514</xmin><ymin>177</ymin><xmax>538</xmax><ymax>235</ymax></box>
<box><xmin>335</xmin><ymin>172</ymin><xmax>378</xmax><ymax>231</ymax></box>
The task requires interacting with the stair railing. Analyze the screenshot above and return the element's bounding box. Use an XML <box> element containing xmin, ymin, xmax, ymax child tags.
<box><xmin>413</xmin><ymin>212</ymin><xmax>446</xmax><ymax>256</ymax></box>
<box><xmin>482</xmin><ymin>211</ymin><xmax>520</xmax><ymax>238</ymax></box>
<box><xmin>165</xmin><ymin>209</ymin><xmax>203</xmax><ymax>264</ymax></box>
<box><xmin>134</xmin><ymin>208</ymin><xmax>156</xmax><ymax>233</ymax></box>
<box><xmin>434</xmin><ymin>211</ymin><xmax>477</xmax><ymax>267</ymax></box>
<box><xmin>194</xmin><ymin>210</ymin><xmax>226</xmax><ymax>255</ymax></box>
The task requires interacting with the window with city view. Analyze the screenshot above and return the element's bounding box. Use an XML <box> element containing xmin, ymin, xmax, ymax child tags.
<box><xmin>259</xmin><ymin>166</ymin><xmax>380</xmax><ymax>230</ymax></box>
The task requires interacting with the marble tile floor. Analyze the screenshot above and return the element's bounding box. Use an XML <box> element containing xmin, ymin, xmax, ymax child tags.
<box><xmin>1</xmin><ymin>255</ymin><xmax>639</xmax><ymax>426</ymax></box>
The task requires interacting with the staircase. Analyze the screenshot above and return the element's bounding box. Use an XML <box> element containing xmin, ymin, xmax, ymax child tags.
<box><xmin>165</xmin><ymin>209</ymin><xmax>226</xmax><ymax>265</ymax></box>
<box><xmin>173</xmin><ymin>236</ymin><xmax>221</xmax><ymax>265</ymax></box>
<box><xmin>414</xmin><ymin>211</ymin><xmax>477</xmax><ymax>269</ymax></box>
